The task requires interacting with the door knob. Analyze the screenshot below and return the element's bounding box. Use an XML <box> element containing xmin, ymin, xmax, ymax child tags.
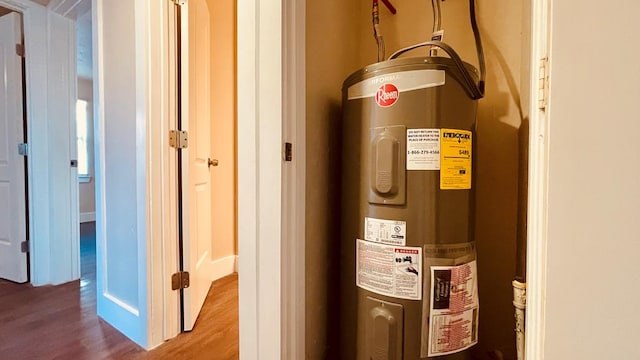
<box><xmin>208</xmin><ymin>158</ymin><xmax>219</xmax><ymax>168</ymax></box>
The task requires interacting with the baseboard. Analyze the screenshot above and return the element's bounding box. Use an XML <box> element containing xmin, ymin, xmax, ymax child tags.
<box><xmin>211</xmin><ymin>255</ymin><xmax>238</xmax><ymax>281</ymax></box>
<box><xmin>79</xmin><ymin>211</ymin><xmax>96</xmax><ymax>223</ymax></box>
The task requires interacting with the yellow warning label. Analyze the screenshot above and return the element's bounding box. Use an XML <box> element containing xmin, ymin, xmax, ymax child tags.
<box><xmin>440</xmin><ymin>129</ymin><xmax>472</xmax><ymax>190</ymax></box>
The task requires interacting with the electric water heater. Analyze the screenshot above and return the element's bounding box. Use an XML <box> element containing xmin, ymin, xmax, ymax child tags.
<box><xmin>340</xmin><ymin>55</ymin><xmax>482</xmax><ymax>360</ymax></box>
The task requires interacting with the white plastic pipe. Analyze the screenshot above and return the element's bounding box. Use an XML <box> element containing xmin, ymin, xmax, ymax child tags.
<box><xmin>513</xmin><ymin>280</ymin><xmax>527</xmax><ymax>360</ymax></box>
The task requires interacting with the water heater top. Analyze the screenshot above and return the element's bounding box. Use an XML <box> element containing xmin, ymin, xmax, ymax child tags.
<box><xmin>342</xmin><ymin>57</ymin><xmax>479</xmax><ymax>100</ymax></box>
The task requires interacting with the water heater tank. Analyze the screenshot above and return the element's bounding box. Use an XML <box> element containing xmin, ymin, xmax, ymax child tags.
<box><xmin>340</xmin><ymin>56</ymin><xmax>480</xmax><ymax>360</ymax></box>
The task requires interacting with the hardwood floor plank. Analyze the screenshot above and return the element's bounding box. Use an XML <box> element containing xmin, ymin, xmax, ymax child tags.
<box><xmin>0</xmin><ymin>222</ymin><xmax>238</xmax><ymax>360</ymax></box>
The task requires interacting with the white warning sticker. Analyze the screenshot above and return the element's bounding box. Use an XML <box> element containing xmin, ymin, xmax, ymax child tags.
<box><xmin>364</xmin><ymin>217</ymin><xmax>406</xmax><ymax>245</ymax></box>
<box><xmin>407</xmin><ymin>128</ymin><xmax>440</xmax><ymax>170</ymax></box>
<box><xmin>428</xmin><ymin>261</ymin><xmax>479</xmax><ymax>357</ymax></box>
<box><xmin>356</xmin><ymin>239</ymin><xmax>422</xmax><ymax>301</ymax></box>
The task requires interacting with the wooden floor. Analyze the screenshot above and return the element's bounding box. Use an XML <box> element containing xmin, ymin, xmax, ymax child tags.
<box><xmin>0</xmin><ymin>223</ymin><xmax>238</xmax><ymax>360</ymax></box>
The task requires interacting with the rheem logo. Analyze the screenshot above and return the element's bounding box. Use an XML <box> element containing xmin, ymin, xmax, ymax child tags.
<box><xmin>375</xmin><ymin>83</ymin><xmax>399</xmax><ymax>107</ymax></box>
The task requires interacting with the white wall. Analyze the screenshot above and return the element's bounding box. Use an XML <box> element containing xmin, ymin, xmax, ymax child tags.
<box><xmin>94</xmin><ymin>0</ymin><xmax>174</xmax><ymax>349</ymax></box>
<box><xmin>94</xmin><ymin>0</ymin><xmax>148</xmax><ymax>347</ymax></box>
<box><xmin>544</xmin><ymin>1</ymin><xmax>640</xmax><ymax>358</ymax></box>
<box><xmin>100</xmin><ymin>0</ymin><xmax>139</xmax><ymax>306</ymax></box>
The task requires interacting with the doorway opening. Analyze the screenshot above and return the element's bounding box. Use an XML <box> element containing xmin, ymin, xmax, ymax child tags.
<box><xmin>171</xmin><ymin>0</ymin><xmax>239</xmax><ymax>334</ymax></box>
<box><xmin>75</xmin><ymin>6</ymin><xmax>96</xmax><ymax>296</ymax></box>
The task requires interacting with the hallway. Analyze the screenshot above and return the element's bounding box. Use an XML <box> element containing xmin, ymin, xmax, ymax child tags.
<box><xmin>0</xmin><ymin>223</ymin><xmax>239</xmax><ymax>359</ymax></box>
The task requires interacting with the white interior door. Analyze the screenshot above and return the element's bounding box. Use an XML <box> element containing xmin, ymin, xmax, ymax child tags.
<box><xmin>181</xmin><ymin>0</ymin><xmax>213</xmax><ymax>331</ymax></box>
<box><xmin>0</xmin><ymin>12</ymin><xmax>28</xmax><ymax>284</ymax></box>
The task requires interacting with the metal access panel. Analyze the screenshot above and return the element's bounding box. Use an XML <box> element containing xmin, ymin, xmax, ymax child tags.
<box><xmin>340</xmin><ymin>57</ymin><xmax>479</xmax><ymax>360</ymax></box>
<box><xmin>365</xmin><ymin>297</ymin><xmax>404</xmax><ymax>360</ymax></box>
<box><xmin>369</xmin><ymin>125</ymin><xmax>406</xmax><ymax>205</ymax></box>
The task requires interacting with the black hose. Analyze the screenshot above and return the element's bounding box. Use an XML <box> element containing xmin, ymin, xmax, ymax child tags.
<box><xmin>469</xmin><ymin>0</ymin><xmax>485</xmax><ymax>96</ymax></box>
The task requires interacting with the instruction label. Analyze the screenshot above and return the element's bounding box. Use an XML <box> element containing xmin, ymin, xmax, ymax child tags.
<box><xmin>407</xmin><ymin>129</ymin><xmax>440</xmax><ymax>170</ymax></box>
<box><xmin>427</xmin><ymin>261</ymin><xmax>479</xmax><ymax>357</ymax></box>
<box><xmin>440</xmin><ymin>129</ymin><xmax>472</xmax><ymax>189</ymax></box>
<box><xmin>364</xmin><ymin>217</ymin><xmax>406</xmax><ymax>245</ymax></box>
<box><xmin>356</xmin><ymin>239</ymin><xmax>422</xmax><ymax>300</ymax></box>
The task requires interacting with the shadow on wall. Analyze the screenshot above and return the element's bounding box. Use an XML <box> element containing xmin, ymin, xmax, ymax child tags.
<box><xmin>325</xmin><ymin>101</ymin><xmax>344</xmax><ymax>359</ymax></box>
<box><xmin>472</xmin><ymin>30</ymin><xmax>528</xmax><ymax>360</ymax></box>
<box><xmin>305</xmin><ymin>100</ymin><xmax>344</xmax><ymax>359</ymax></box>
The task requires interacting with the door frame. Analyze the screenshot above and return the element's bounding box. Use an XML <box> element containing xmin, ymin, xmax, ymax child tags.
<box><xmin>236</xmin><ymin>0</ymin><xmax>289</xmax><ymax>357</ymax></box>
<box><xmin>235</xmin><ymin>0</ymin><xmax>306</xmax><ymax>357</ymax></box>
<box><xmin>524</xmin><ymin>0</ymin><xmax>551</xmax><ymax>358</ymax></box>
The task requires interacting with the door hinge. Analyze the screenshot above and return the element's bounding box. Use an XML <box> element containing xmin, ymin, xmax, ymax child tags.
<box><xmin>21</xmin><ymin>241</ymin><xmax>29</xmax><ymax>253</ymax></box>
<box><xmin>171</xmin><ymin>271</ymin><xmax>190</xmax><ymax>290</ymax></box>
<box><xmin>170</xmin><ymin>0</ymin><xmax>185</xmax><ymax>5</ymax></box>
<box><xmin>284</xmin><ymin>142</ymin><xmax>292</xmax><ymax>161</ymax></box>
<box><xmin>16</xmin><ymin>44</ymin><xmax>25</xmax><ymax>58</ymax></box>
<box><xmin>538</xmin><ymin>57</ymin><xmax>549</xmax><ymax>111</ymax></box>
<box><xmin>18</xmin><ymin>143</ymin><xmax>28</xmax><ymax>156</ymax></box>
<box><xmin>169</xmin><ymin>130</ymin><xmax>188</xmax><ymax>149</ymax></box>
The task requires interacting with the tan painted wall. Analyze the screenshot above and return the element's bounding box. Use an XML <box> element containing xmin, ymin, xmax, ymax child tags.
<box><xmin>207</xmin><ymin>0</ymin><xmax>237</xmax><ymax>259</ymax></box>
<box><xmin>77</xmin><ymin>77</ymin><xmax>95</xmax><ymax>215</ymax></box>
<box><xmin>306</xmin><ymin>1</ymin><xmax>529</xmax><ymax>358</ymax></box>
<box><xmin>305</xmin><ymin>1</ymin><xmax>362</xmax><ymax>358</ymax></box>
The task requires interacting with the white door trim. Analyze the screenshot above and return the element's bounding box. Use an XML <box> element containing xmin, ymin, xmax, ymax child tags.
<box><xmin>236</xmin><ymin>0</ymin><xmax>259</xmax><ymax>356</ymax></box>
<box><xmin>237</xmin><ymin>0</ymin><xmax>289</xmax><ymax>358</ymax></box>
<box><xmin>237</xmin><ymin>0</ymin><xmax>305</xmax><ymax>357</ymax></box>
<box><xmin>142</xmin><ymin>0</ymin><xmax>175</xmax><ymax>348</ymax></box>
<box><xmin>162</xmin><ymin>0</ymin><xmax>181</xmax><ymax>344</ymax></box>
<box><xmin>525</xmin><ymin>0</ymin><xmax>551</xmax><ymax>358</ymax></box>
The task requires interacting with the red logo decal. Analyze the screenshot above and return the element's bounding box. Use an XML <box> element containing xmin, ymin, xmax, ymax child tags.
<box><xmin>375</xmin><ymin>83</ymin><xmax>399</xmax><ymax>107</ymax></box>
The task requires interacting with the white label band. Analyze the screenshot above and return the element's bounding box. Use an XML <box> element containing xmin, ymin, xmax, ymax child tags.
<box><xmin>347</xmin><ymin>69</ymin><xmax>446</xmax><ymax>100</ymax></box>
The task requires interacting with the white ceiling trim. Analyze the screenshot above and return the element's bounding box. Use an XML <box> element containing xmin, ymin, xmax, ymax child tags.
<box><xmin>48</xmin><ymin>0</ymin><xmax>89</xmax><ymax>19</ymax></box>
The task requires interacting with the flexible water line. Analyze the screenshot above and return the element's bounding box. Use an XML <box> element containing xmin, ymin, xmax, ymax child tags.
<box><xmin>388</xmin><ymin>0</ymin><xmax>485</xmax><ymax>99</ymax></box>
<box><xmin>373</xmin><ymin>0</ymin><xmax>385</xmax><ymax>62</ymax></box>
<box><xmin>389</xmin><ymin>40</ymin><xmax>482</xmax><ymax>99</ymax></box>
<box><xmin>431</xmin><ymin>0</ymin><xmax>441</xmax><ymax>33</ymax></box>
